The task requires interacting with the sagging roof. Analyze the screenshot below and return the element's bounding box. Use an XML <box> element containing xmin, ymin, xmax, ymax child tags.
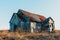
<box><xmin>11</xmin><ymin>9</ymin><xmax>46</xmax><ymax>22</ymax></box>
<box><xmin>21</xmin><ymin>9</ymin><xmax>46</xmax><ymax>21</ymax></box>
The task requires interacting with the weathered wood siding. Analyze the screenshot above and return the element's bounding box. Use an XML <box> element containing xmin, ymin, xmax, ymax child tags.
<box><xmin>10</xmin><ymin>14</ymin><xmax>20</xmax><ymax>32</ymax></box>
<box><xmin>30</xmin><ymin>22</ymin><xmax>41</xmax><ymax>32</ymax></box>
<box><xmin>30</xmin><ymin>22</ymin><xmax>37</xmax><ymax>32</ymax></box>
<box><xmin>10</xmin><ymin>10</ymin><xmax>30</xmax><ymax>32</ymax></box>
<box><xmin>49</xmin><ymin>19</ymin><xmax>54</xmax><ymax>32</ymax></box>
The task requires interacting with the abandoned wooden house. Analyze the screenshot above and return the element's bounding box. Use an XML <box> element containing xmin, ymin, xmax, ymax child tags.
<box><xmin>9</xmin><ymin>9</ymin><xmax>55</xmax><ymax>32</ymax></box>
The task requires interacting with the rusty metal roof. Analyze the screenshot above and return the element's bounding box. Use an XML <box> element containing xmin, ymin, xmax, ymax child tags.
<box><xmin>21</xmin><ymin>10</ymin><xmax>46</xmax><ymax>21</ymax></box>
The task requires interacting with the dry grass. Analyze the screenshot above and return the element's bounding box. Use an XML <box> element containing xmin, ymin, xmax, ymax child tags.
<box><xmin>0</xmin><ymin>30</ymin><xmax>60</xmax><ymax>40</ymax></box>
<box><xmin>55</xmin><ymin>30</ymin><xmax>60</xmax><ymax>33</ymax></box>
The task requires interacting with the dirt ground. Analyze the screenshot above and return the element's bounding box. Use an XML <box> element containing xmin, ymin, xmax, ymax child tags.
<box><xmin>0</xmin><ymin>30</ymin><xmax>60</xmax><ymax>40</ymax></box>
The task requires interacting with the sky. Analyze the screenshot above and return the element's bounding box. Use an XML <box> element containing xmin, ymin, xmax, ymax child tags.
<box><xmin>0</xmin><ymin>0</ymin><xmax>60</xmax><ymax>30</ymax></box>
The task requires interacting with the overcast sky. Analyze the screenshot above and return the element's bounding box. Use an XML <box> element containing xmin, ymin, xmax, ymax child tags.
<box><xmin>0</xmin><ymin>0</ymin><xmax>60</xmax><ymax>30</ymax></box>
